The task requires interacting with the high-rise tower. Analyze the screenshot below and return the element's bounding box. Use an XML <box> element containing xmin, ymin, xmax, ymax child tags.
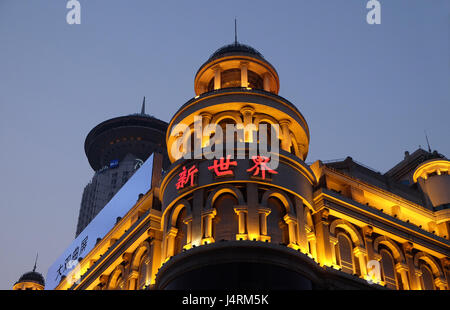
<box><xmin>75</xmin><ymin>101</ymin><xmax>169</xmax><ymax>236</ymax></box>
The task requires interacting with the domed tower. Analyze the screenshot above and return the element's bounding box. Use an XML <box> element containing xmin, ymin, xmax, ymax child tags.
<box><xmin>75</xmin><ymin>99</ymin><xmax>169</xmax><ymax>236</ymax></box>
<box><xmin>13</xmin><ymin>260</ymin><xmax>45</xmax><ymax>290</ymax></box>
<box><xmin>156</xmin><ymin>42</ymin><xmax>318</xmax><ymax>289</ymax></box>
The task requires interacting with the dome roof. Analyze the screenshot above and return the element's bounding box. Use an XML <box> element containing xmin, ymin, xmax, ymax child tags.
<box><xmin>207</xmin><ymin>42</ymin><xmax>265</xmax><ymax>62</ymax></box>
<box><xmin>16</xmin><ymin>271</ymin><xmax>45</xmax><ymax>286</ymax></box>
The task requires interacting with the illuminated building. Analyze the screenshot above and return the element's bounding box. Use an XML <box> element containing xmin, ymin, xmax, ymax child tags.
<box><xmin>16</xmin><ymin>41</ymin><xmax>449</xmax><ymax>290</ymax></box>
<box><xmin>75</xmin><ymin>100</ymin><xmax>169</xmax><ymax>236</ymax></box>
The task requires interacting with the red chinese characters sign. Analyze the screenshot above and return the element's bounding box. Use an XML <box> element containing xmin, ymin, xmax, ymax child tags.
<box><xmin>176</xmin><ymin>164</ymin><xmax>198</xmax><ymax>190</ymax></box>
<box><xmin>247</xmin><ymin>156</ymin><xmax>278</xmax><ymax>180</ymax></box>
<box><xmin>175</xmin><ymin>156</ymin><xmax>277</xmax><ymax>190</ymax></box>
<box><xmin>208</xmin><ymin>155</ymin><xmax>237</xmax><ymax>177</ymax></box>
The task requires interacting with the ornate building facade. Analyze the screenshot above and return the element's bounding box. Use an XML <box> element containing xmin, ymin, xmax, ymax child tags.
<box><xmin>14</xmin><ymin>42</ymin><xmax>450</xmax><ymax>290</ymax></box>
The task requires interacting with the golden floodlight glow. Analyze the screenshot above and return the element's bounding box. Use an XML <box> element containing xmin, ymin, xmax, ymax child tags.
<box><xmin>413</xmin><ymin>159</ymin><xmax>450</xmax><ymax>183</ymax></box>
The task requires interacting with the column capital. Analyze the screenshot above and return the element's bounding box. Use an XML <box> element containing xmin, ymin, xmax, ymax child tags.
<box><xmin>307</xmin><ymin>231</ymin><xmax>316</xmax><ymax>242</ymax></box>
<box><xmin>241</xmin><ymin>105</ymin><xmax>255</xmax><ymax>116</ymax></box>
<box><xmin>283</xmin><ymin>213</ymin><xmax>297</xmax><ymax>224</ymax></box>
<box><xmin>353</xmin><ymin>246</ymin><xmax>367</xmax><ymax>256</ymax></box>
<box><xmin>127</xmin><ymin>270</ymin><xmax>139</xmax><ymax>280</ymax></box>
<box><xmin>257</xmin><ymin>207</ymin><xmax>271</xmax><ymax>216</ymax></box>
<box><xmin>202</xmin><ymin>208</ymin><xmax>217</xmax><ymax>217</ymax></box>
<box><xmin>122</xmin><ymin>252</ymin><xmax>132</xmax><ymax>263</ymax></box>
<box><xmin>183</xmin><ymin>215</ymin><xmax>193</xmax><ymax>225</ymax></box>
<box><xmin>199</xmin><ymin>112</ymin><xmax>213</xmax><ymax>121</ymax></box>
<box><xmin>329</xmin><ymin>236</ymin><xmax>338</xmax><ymax>245</ymax></box>
<box><xmin>239</xmin><ymin>61</ymin><xmax>249</xmax><ymax>67</ymax></box>
<box><xmin>395</xmin><ymin>262</ymin><xmax>409</xmax><ymax>273</ymax></box>
<box><xmin>279</xmin><ymin>119</ymin><xmax>291</xmax><ymax>127</ymax></box>
<box><xmin>402</xmin><ymin>242</ymin><xmax>414</xmax><ymax>254</ymax></box>
<box><xmin>167</xmin><ymin>227</ymin><xmax>178</xmax><ymax>237</ymax></box>
<box><xmin>362</xmin><ymin>225</ymin><xmax>374</xmax><ymax>237</ymax></box>
<box><xmin>434</xmin><ymin>277</ymin><xmax>447</xmax><ymax>288</ymax></box>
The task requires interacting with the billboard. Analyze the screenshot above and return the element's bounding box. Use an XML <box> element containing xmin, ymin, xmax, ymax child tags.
<box><xmin>45</xmin><ymin>154</ymin><xmax>154</xmax><ymax>290</ymax></box>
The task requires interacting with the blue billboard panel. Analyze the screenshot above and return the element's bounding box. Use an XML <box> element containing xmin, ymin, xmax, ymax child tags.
<box><xmin>45</xmin><ymin>155</ymin><xmax>154</xmax><ymax>290</ymax></box>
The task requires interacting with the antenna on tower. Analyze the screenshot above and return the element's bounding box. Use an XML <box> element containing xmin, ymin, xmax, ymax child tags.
<box><xmin>234</xmin><ymin>18</ymin><xmax>238</xmax><ymax>45</ymax></box>
<box><xmin>141</xmin><ymin>96</ymin><xmax>146</xmax><ymax>115</ymax></box>
<box><xmin>424</xmin><ymin>130</ymin><xmax>432</xmax><ymax>153</ymax></box>
<box><xmin>33</xmin><ymin>253</ymin><xmax>38</xmax><ymax>272</ymax></box>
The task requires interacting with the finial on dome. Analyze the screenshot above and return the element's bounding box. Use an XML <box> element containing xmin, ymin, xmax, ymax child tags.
<box><xmin>234</xmin><ymin>18</ymin><xmax>238</xmax><ymax>45</ymax></box>
<box><xmin>33</xmin><ymin>253</ymin><xmax>38</xmax><ymax>272</ymax></box>
<box><xmin>141</xmin><ymin>96</ymin><xmax>146</xmax><ymax>115</ymax></box>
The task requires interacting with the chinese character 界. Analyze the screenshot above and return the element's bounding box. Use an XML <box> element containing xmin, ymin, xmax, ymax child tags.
<box><xmin>247</xmin><ymin>156</ymin><xmax>278</xmax><ymax>180</ymax></box>
<box><xmin>208</xmin><ymin>155</ymin><xmax>237</xmax><ymax>177</ymax></box>
<box><xmin>176</xmin><ymin>165</ymin><xmax>199</xmax><ymax>190</ymax></box>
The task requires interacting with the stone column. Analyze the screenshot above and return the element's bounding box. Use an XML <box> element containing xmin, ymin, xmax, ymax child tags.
<box><xmin>200</xmin><ymin>112</ymin><xmax>212</xmax><ymax>147</ymax></box>
<box><xmin>329</xmin><ymin>236</ymin><xmax>338</xmax><ymax>267</ymax></box>
<box><xmin>395</xmin><ymin>263</ymin><xmax>411</xmax><ymax>290</ymax></box>
<box><xmin>191</xmin><ymin>189</ymin><xmax>204</xmax><ymax>247</ymax></box>
<box><xmin>235</xmin><ymin>207</ymin><xmax>249</xmax><ymax>240</ymax></box>
<box><xmin>201</xmin><ymin>209</ymin><xmax>217</xmax><ymax>244</ymax></box>
<box><xmin>279</xmin><ymin>119</ymin><xmax>291</xmax><ymax>152</ymax></box>
<box><xmin>213</xmin><ymin>66</ymin><xmax>221</xmax><ymax>90</ymax></box>
<box><xmin>313</xmin><ymin>208</ymin><xmax>332</xmax><ymax>266</ymax></box>
<box><xmin>353</xmin><ymin>246</ymin><xmax>368</xmax><ymax>277</ymax></box>
<box><xmin>240</xmin><ymin>62</ymin><xmax>249</xmax><ymax>87</ymax></box>
<box><xmin>241</xmin><ymin>106</ymin><xmax>255</xmax><ymax>143</ymax></box>
<box><xmin>283</xmin><ymin>213</ymin><xmax>299</xmax><ymax>249</ymax></box>
<box><xmin>127</xmin><ymin>270</ymin><xmax>139</xmax><ymax>290</ymax></box>
<box><xmin>146</xmin><ymin>232</ymin><xmax>162</xmax><ymax>287</ymax></box>
<box><xmin>307</xmin><ymin>231</ymin><xmax>317</xmax><ymax>260</ymax></box>
<box><xmin>263</xmin><ymin>72</ymin><xmax>271</xmax><ymax>92</ymax></box>
<box><xmin>246</xmin><ymin>183</ymin><xmax>260</xmax><ymax>240</ymax></box>
<box><xmin>403</xmin><ymin>242</ymin><xmax>420</xmax><ymax>290</ymax></box>
<box><xmin>258</xmin><ymin>208</ymin><xmax>271</xmax><ymax>242</ymax></box>
<box><xmin>295</xmin><ymin>201</ymin><xmax>308</xmax><ymax>253</ymax></box>
<box><xmin>165</xmin><ymin>227</ymin><xmax>178</xmax><ymax>260</ymax></box>
<box><xmin>183</xmin><ymin>216</ymin><xmax>193</xmax><ymax>250</ymax></box>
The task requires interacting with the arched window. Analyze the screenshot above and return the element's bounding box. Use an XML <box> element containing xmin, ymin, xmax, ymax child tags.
<box><xmin>336</xmin><ymin>233</ymin><xmax>354</xmax><ymax>274</ymax></box>
<box><xmin>174</xmin><ymin>208</ymin><xmax>187</xmax><ymax>255</ymax></box>
<box><xmin>137</xmin><ymin>252</ymin><xmax>148</xmax><ymax>290</ymax></box>
<box><xmin>420</xmin><ymin>264</ymin><xmax>435</xmax><ymax>290</ymax></box>
<box><xmin>380</xmin><ymin>248</ymin><xmax>398</xmax><ymax>289</ymax></box>
<box><xmin>266</xmin><ymin>197</ymin><xmax>289</xmax><ymax>244</ymax></box>
<box><xmin>213</xmin><ymin>194</ymin><xmax>238</xmax><ymax>241</ymax></box>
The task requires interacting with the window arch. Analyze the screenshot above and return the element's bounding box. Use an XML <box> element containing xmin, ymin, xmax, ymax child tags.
<box><xmin>380</xmin><ymin>248</ymin><xmax>398</xmax><ymax>289</ymax></box>
<box><xmin>420</xmin><ymin>264</ymin><xmax>435</xmax><ymax>290</ymax></box>
<box><xmin>266</xmin><ymin>197</ymin><xmax>289</xmax><ymax>244</ymax></box>
<box><xmin>336</xmin><ymin>232</ymin><xmax>354</xmax><ymax>274</ymax></box>
<box><xmin>212</xmin><ymin>194</ymin><xmax>238</xmax><ymax>241</ymax></box>
<box><xmin>174</xmin><ymin>208</ymin><xmax>188</xmax><ymax>255</ymax></box>
<box><xmin>137</xmin><ymin>252</ymin><xmax>148</xmax><ymax>290</ymax></box>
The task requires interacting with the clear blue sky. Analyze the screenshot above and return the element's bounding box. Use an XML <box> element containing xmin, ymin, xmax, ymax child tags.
<box><xmin>0</xmin><ymin>0</ymin><xmax>448</xmax><ymax>289</ymax></box>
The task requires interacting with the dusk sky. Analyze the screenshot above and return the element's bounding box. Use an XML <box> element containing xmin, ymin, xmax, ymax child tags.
<box><xmin>0</xmin><ymin>0</ymin><xmax>448</xmax><ymax>289</ymax></box>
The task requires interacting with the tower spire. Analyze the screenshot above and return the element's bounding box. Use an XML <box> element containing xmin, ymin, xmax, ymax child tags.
<box><xmin>234</xmin><ymin>18</ymin><xmax>238</xmax><ymax>45</ymax></box>
<box><xmin>424</xmin><ymin>130</ymin><xmax>432</xmax><ymax>153</ymax></box>
<box><xmin>141</xmin><ymin>96</ymin><xmax>146</xmax><ymax>115</ymax></box>
<box><xmin>33</xmin><ymin>253</ymin><xmax>38</xmax><ymax>272</ymax></box>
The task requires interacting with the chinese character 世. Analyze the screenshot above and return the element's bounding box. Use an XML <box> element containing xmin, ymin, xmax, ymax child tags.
<box><xmin>208</xmin><ymin>155</ymin><xmax>238</xmax><ymax>177</ymax></box>
<box><xmin>176</xmin><ymin>165</ymin><xmax>199</xmax><ymax>190</ymax></box>
<box><xmin>247</xmin><ymin>156</ymin><xmax>278</xmax><ymax>180</ymax></box>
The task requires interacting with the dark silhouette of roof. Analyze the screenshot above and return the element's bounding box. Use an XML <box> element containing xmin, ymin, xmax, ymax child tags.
<box><xmin>208</xmin><ymin>42</ymin><xmax>265</xmax><ymax>62</ymax></box>
<box><xmin>16</xmin><ymin>271</ymin><xmax>45</xmax><ymax>286</ymax></box>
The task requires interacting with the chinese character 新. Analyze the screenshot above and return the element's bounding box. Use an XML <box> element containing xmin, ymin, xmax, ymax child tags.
<box><xmin>176</xmin><ymin>165</ymin><xmax>199</xmax><ymax>190</ymax></box>
<box><xmin>247</xmin><ymin>156</ymin><xmax>278</xmax><ymax>180</ymax></box>
<box><xmin>208</xmin><ymin>155</ymin><xmax>238</xmax><ymax>177</ymax></box>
